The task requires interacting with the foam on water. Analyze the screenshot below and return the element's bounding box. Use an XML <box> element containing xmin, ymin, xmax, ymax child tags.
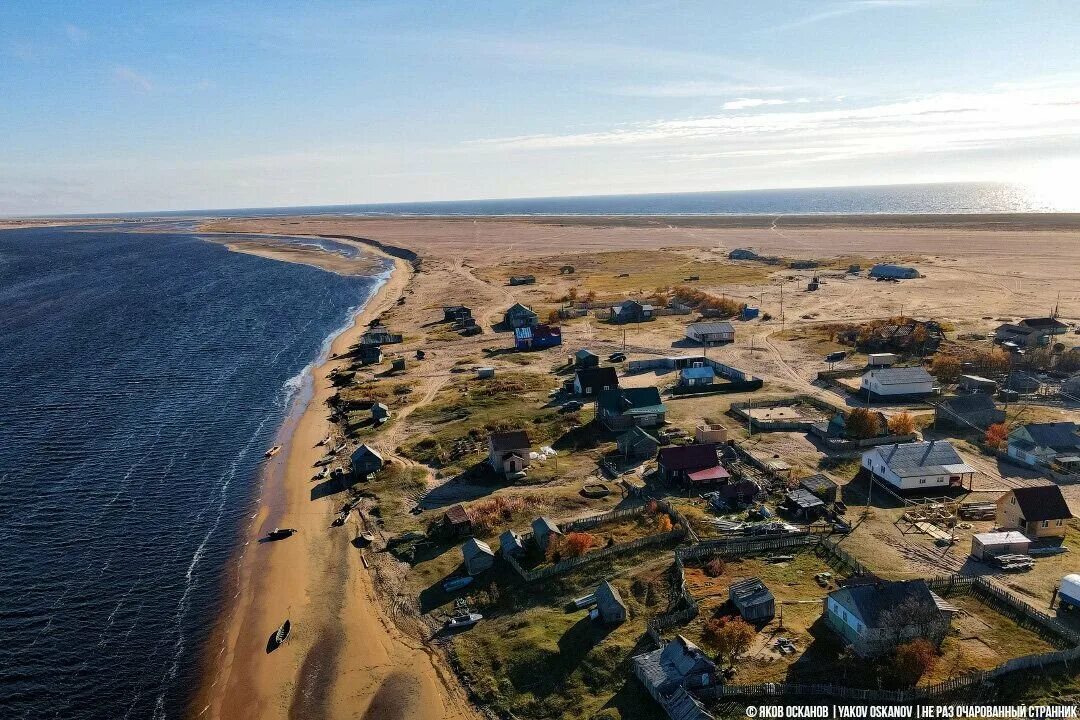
<box><xmin>0</xmin><ymin>226</ymin><xmax>388</xmax><ymax>720</ymax></box>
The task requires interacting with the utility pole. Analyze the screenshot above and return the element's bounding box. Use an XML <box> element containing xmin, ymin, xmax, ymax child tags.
<box><xmin>779</xmin><ymin>281</ymin><xmax>785</xmax><ymax>332</ymax></box>
<box><xmin>622</xmin><ymin>328</ymin><xmax>626</xmax><ymax>354</ymax></box>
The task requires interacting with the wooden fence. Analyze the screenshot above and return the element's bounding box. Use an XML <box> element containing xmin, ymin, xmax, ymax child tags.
<box><xmin>504</xmin><ymin>500</ymin><xmax>691</xmax><ymax>583</ymax></box>
<box><xmin>698</xmin><ymin>645</ymin><xmax>1080</xmax><ymax>703</ymax></box>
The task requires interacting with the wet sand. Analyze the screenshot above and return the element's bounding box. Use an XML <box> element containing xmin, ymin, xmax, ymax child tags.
<box><xmin>191</xmin><ymin>235</ymin><xmax>477</xmax><ymax>720</ymax></box>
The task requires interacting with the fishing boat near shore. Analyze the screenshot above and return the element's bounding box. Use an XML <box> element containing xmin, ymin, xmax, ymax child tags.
<box><xmin>444</xmin><ymin>612</ymin><xmax>482</xmax><ymax>630</ymax></box>
<box><xmin>264</xmin><ymin>445</ymin><xmax>282</xmax><ymax>458</ymax></box>
<box><xmin>266</xmin><ymin>528</ymin><xmax>297</xmax><ymax>541</ymax></box>
<box><xmin>443</xmin><ymin>576</ymin><xmax>474</xmax><ymax>593</ymax></box>
<box><xmin>274</xmin><ymin>618</ymin><xmax>291</xmax><ymax>646</ymax></box>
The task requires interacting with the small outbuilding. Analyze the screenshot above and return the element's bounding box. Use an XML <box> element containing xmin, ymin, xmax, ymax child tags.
<box><xmin>959</xmin><ymin>374</ymin><xmax>998</xmax><ymax>393</ymax></box>
<box><xmin>617</xmin><ymin>425</ymin><xmax>660</xmax><ymax>459</ymax></box>
<box><xmin>499</xmin><ymin>529</ymin><xmax>524</xmax><ymax>557</ymax></box>
<box><xmin>935</xmin><ymin>394</ymin><xmax>1005</xmax><ymax>430</ymax></box>
<box><xmin>358</xmin><ymin>345</ymin><xmax>383</xmax><ymax>365</ymax></box>
<box><xmin>531</xmin><ymin>516</ymin><xmax>563</xmax><ymax>552</ymax></box>
<box><xmin>729</xmin><ymin>577</ymin><xmax>775</xmax><ymax>622</ymax></box>
<box><xmin>461</xmin><ymin>538</ymin><xmax>495</xmax><ymax>576</ymax></box>
<box><xmin>784</xmin><ymin>488</ymin><xmax>826</xmax><ymax>520</ymax></box>
<box><xmin>970</xmin><ymin>531</ymin><xmax>1031</xmax><ymax>561</ymax></box>
<box><xmin>437</xmin><ymin>504</ymin><xmax>473</xmax><ymax>538</ymax></box>
<box><xmin>371</xmin><ymin>402</ymin><xmax>390</xmax><ymax>424</ymax></box>
<box><xmin>574</xmin><ymin>348</ymin><xmax>600</xmax><ymax>368</ymax></box>
<box><xmin>594</xmin><ymin>580</ymin><xmax>628</xmax><ymax>625</ymax></box>
<box><xmin>799</xmin><ymin>473</ymin><xmax>839</xmax><ymax>504</ymax></box>
<box><xmin>350</xmin><ymin>444</ymin><xmax>384</xmax><ymax>480</ymax></box>
<box><xmin>679</xmin><ymin>365</ymin><xmax>716</xmax><ymax>387</ymax></box>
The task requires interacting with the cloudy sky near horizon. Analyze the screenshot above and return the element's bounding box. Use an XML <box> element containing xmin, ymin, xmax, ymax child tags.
<box><xmin>3</xmin><ymin>0</ymin><xmax>1080</xmax><ymax>215</ymax></box>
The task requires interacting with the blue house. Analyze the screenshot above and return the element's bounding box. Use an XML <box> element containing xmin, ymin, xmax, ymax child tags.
<box><xmin>869</xmin><ymin>264</ymin><xmax>919</xmax><ymax>279</ymax></box>
<box><xmin>679</xmin><ymin>365</ymin><xmax>715</xmax><ymax>387</ymax></box>
<box><xmin>515</xmin><ymin>324</ymin><xmax>562</xmax><ymax>350</ymax></box>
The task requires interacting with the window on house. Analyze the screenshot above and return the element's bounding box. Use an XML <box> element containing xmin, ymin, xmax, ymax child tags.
<box><xmin>1042</xmin><ymin>520</ymin><xmax>1049</xmax><ymax>528</ymax></box>
<box><xmin>919</xmin><ymin>478</ymin><xmax>926</xmax><ymax>484</ymax></box>
<box><xmin>1057</xmin><ymin>520</ymin><xmax>1063</xmax><ymax>526</ymax></box>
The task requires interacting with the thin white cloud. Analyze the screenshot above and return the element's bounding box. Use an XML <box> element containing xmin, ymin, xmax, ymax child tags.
<box><xmin>463</xmin><ymin>79</ymin><xmax>1080</xmax><ymax>174</ymax></box>
<box><xmin>610</xmin><ymin>81</ymin><xmax>788</xmax><ymax>98</ymax></box>
<box><xmin>766</xmin><ymin>0</ymin><xmax>940</xmax><ymax>33</ymax></box>
<box><xmin>112</xmin><ymin>65</ymin><xmax>154</xmax><ymax>93</ymax></box>
<box><xmin>722</xmin><ymin>98</ymin><xmax>807</xmax><ymax>110</ymax></box>
<box><xmin>63</xmin><ymin>23</ymin><xmax>87</xmax><ymax>43</ymax></box>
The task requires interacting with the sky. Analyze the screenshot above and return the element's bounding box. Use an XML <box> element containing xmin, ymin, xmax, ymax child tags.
<box><xmin>2</xmin><ymin>0</ymin><xmax>1080</xmax><ymax>215</ymax></box>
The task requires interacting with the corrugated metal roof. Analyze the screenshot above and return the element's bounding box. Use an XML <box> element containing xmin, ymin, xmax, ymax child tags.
<box><xmin>865</xmin><ymin>367</ymin><xmax>933</xmax><ymax>385</ymax></box>
<box><xmin>874</xmin><ymin>441</ymin><xmax>973</xmax><ymax>478</ymax></box>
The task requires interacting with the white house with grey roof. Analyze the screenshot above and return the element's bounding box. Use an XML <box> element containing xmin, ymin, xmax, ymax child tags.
<box><xmin>861</xmin><ymin>440</ymin><xmax>976</xmax><ymax>491</ymax></box>
<box><xmin>685</xmin><ymin>321</ymin><xmax>735</xmax><ymax>345</ymax></box>
<box><xmin>860</xmin><ymin>366</ymin><xmax>935</xmax><ymax>399</ymax></box>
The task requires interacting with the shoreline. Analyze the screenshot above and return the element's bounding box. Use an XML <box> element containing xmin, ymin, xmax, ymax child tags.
<box><xmin>190</xmin><ymin>232</ymin><xmax>475</xmax><ymax>720</ymax></box>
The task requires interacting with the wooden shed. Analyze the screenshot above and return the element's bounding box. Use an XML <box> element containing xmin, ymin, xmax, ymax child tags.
<box><xmin>461</xmin><ymin>538</ymin><xmax>495</xmax><ymax>576</ymax></box>
<box><xmin>729</xmin><ymin>577</ymin><xmax>775</xmax><ymax>622</ymax></box>
<box><xmin>970</xmin><ymin>531</ymin><xmax>1031</xmax><ymax>561</ymax></box>
<box><xmin>594</xmin><ymin>580</ymin><xmax>628</xmax><ymax>625</ymax></box>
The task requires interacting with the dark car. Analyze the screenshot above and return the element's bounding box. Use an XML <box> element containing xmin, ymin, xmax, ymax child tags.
<box><xmin>560</xmin><ymin>400</ymin><xmax>584</xmax><ymax>413</ymax></box>
<box><xmin>608</xmin><ymin>352</ymin><xmax>626</xmax><ymax>362</ymax></box>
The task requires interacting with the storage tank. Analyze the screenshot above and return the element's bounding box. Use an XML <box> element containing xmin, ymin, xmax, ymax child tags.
<box><xmin>1059</xmin><ymin>574</ymin><xmax>1080</xmax><ymax>610</ymax></box>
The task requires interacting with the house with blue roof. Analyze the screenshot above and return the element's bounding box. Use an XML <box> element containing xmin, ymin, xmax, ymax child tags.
<box><xmin>679</xmin><ymin>365</ymin><xmax>715</xmax><ymax>387</ymax></box>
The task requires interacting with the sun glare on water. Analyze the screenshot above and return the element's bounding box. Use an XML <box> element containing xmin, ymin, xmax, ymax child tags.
<box><xmin>1019</xmin><ymin>159</ymin><xmax>1080</xmax><ymax>211</ymax></box>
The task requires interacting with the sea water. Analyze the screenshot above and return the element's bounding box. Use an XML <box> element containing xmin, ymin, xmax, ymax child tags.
<box><xmin>0</xmin><ymin>226</ymin><xmax>387</xmax><ymax>720</ymax></box>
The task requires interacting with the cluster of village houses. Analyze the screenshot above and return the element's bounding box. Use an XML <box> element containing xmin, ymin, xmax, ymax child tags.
<box><xmin>341</xmin><ymin>291</ymin><xmax>1080</xmax><ymax>720</ymax></box>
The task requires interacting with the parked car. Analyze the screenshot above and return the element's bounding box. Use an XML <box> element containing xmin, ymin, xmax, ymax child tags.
<box><xmin>608</xmin><ymin>352</ymin><xmax>626</xmax><ymax>362</ymax></box>
<box><xmin>561</xmin><ymin>400</ymin><xmax>584</xmax><ymax>413</ymax></box>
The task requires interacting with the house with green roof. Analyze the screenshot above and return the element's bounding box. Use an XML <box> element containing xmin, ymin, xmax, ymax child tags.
<box><xmin>597</xmin><ymin>387</ymin><xmax>666</xmax><ymax>431</ymax></box>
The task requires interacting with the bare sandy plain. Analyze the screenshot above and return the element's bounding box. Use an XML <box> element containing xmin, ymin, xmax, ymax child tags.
<box><xmin>188</xmin><ymin>214</ymin><xmax>1080</xmax><ymax>720</ymax></box>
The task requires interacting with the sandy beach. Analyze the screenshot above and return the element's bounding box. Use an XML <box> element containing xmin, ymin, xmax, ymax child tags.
<box><xmin>187</xmin><ymin>213</ymin><xmax>1080</xmax><ymax>720</ymax></box>
<box><xmin>192</xmin><ymin>235</ymin><xmax>478</xmax><ymax>720</ymax></box>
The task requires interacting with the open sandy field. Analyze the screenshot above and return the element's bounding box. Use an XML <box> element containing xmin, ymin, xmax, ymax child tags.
<box><xmin>186</xmin><ymin>213</ymin><xmax>1080</xmax><ymax>720</ymax></box>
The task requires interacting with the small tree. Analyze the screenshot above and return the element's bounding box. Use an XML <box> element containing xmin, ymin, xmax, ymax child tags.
<box><xmin>563</xmin><ymin>532</ymin><xmax>594</xmax><ymax>558</ymax></box>
<box><xmin>846</xmin><ymin>408</ymin><xmax>883</xmax><ymax>440</ymax></box>
<box><xmin>703</xmin><ymin>558</ymin><xmax>726</xmax><ymax>577</ymax></box>
<box><xmin>655</xmin><ymin>514</ymin><xmax>673</xmax><ymax>533</ymax></box>
<box><xmin>566</xmin><ymin>287</ymin><xmax>579</xmax><ymax>301</ymax></box>
<box><xmin>702</xmin><ymin>617</ymin><xmax>755</xmax><ymax>668</ymax></box>
<box><xmin>985</xmin><ymin>422</ymin><xmax>1008</xmax><ymax>449</ymax></box>
<box><xmin>891</xmin><ymin>639</ymin><xmax>937</xmax><ymax>687</ymax></box>
<box><xmin>545</xmin><ymin>309</ymin><xmax>561</xmax><ymax>325</ymax></box>
<box><xmin>930</xmin><ymin>355</ymin><xmax>962</xmax><ymax>383</ymax></box>
<box><xmin>585</xmin><ymin>290</ymin><xmax>598</xmax><ymax>302</ymax></box>
<box><xmin>888</xmin><ymin>411</ymin><xmax>916</xmax><ymax>436</ymax></box>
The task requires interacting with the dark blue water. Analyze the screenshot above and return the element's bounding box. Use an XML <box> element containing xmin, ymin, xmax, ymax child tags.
<box><xmin>0</xmin><ymin>227</ymin><xmax>387</xmax><ymax>720</ymax></box>
<box><xmin>71</xmin><ymin>181</ymin><xmax>1067</xmax><ymax>218</ymax></box>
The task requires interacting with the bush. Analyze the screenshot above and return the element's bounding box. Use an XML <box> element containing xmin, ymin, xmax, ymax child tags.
<box><xmin>563</xmin><ymin>531</ymin><xmax>595</xmax><ymax>558</ymax></box>
<box><xmin>846</xmin><ymin>408</ymin><xmax>883</xmax><ymax>440</ymax></box>
<box><xmin>930</xmin><ymin>355</ymin><xmax>962</xmax><ymax>383</ymax></box>
<box><xmin>703</xmin><ymin>558</ymin><xmax>726</xmax><ymax>577</ymax></box>
<box><xmin>655</xmin><ymin>514</ymin><xmax>673</xmax><ymax>533</ymax></box>
<box><xmin>985</xmin><ymin>422</ymin><xmax>1008</xmax><ymax>450</ymax></box>
<box><xmin>891</xmin><ymin>639</ymin><xmax>937</xmax><ymax>687</ymax></box>
<box><xmin>702</xmin><ymin>616</ymin><xmax>755</xmax><ymax>667</ymax></box>
<box><xmin>887</xmin><ymin>411</ymin><xmax>916</xmax><ymax>436</ymax></box>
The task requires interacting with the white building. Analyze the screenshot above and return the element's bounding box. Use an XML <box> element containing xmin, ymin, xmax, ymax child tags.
<box><xmin>861</xmin><ymin>440</ymin><xmax>976</xmax><ymax>492</ymax></box>
<box><xmin>860</xmin><ymin>366</ymin><xmax>934</xmax><ymax>399</ymax></box>
<box><xmin>685</xmin><ymin>321</ymin><xmax>735</xmax><ymax>345</ymax></box>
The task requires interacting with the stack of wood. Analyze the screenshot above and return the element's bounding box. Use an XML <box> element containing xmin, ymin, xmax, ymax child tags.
<box><xmin>958</xmin><ymin>502</ymin><xmax>996</xmax><ymax>520</ymax></box>
<box><xmin>992</xmin><ymin>553</ymin><xmax>1034</xmax><ymax>572</ymax></box>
